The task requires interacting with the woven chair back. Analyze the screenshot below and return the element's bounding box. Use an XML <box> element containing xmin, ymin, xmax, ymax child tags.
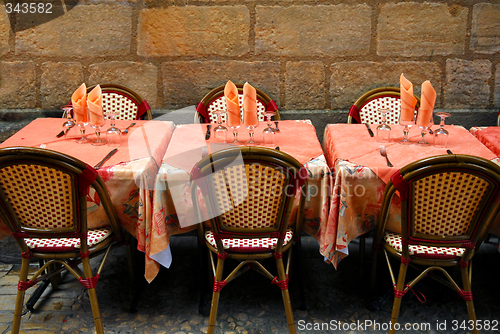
<box><xmin>348</xmin><ymin>87</ymin><xmax>420</xmax><ymax>124</ymax></box>
<box><xmin>389</xmin><ymin>155</ymin><xmax>500</xmax><ymax>250</ymax></box>
<box><xmin>191</xmin><ymin>147</ymin><xmax>306</xmax><ymax>237</ymax></box>
<box><xmin>197</xmin><ymin>83</ymin><xmax>280</xmax><ymax>124</ymax></box>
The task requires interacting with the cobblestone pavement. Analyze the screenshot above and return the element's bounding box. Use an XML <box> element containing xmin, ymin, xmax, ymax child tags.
<box><xmin>1</xmin><ymin>234</ymin><xmax>499</xmax><ymax>334</ymax></box>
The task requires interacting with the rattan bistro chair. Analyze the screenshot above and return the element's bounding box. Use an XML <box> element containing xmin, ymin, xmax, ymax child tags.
<box><xmin>0</xmin><ymin>147</ymin><xmax>127</xmax><ymax>334</ymax></box>
<box><xmin>347</xmin><ymin>86</ymin><xmax>420</xmax><ymax>124</ymax></box>
<box><xmin>370</xmin><ymin>154</ymin><xmax>500</xmax><ymax>334</ymax></box>
<box><xmin>191</xmin><ymin>147</ymin><xmax>307</xmax><ymax>334</ymax></box>
<box><xmin>195</xmin><ymin>83</ymin><xmax>280</xmax><ymax>123</ymax></box>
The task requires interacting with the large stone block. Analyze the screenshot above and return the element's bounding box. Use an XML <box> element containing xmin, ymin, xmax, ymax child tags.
<box><xmin>138</xmin><ymin>6</ymin><xmax>250</xmax><ymax>57</ymax></box>
<box><xmin>330</xmin><ymin>61</ymin><xmax>442</xmax><ymax>110</ymax></box>
<box><xmin>444</xmin><ymin>59</ymin><xmax>491</xmax><ymax>109</ymax></box>
<box><xmin>41</xmin><ymin>62</ymin><xmax>83</xmax><ymax>109</ymax></box>
<box><xmin>88</xmin><ymin>62</ymin><xmax>159</xmax><ymax>108</ymax></box>
<box><xmin>161</xmin><ymin>61</ymin><xmax>280</xmax><ymax>109</ymax></box>
<box><xmin>255</xmin><ymin>5</ymin><xmax>371</xmax><ymax>57</ymax></box>
<box><xmin>15</xmin><ymin>4</ymin><xmax>131</xmax><ymax>57</ymax></box>
<box><xmin>0</xmin><ymin>62</ymin><xmax>36</xmax><ymax>108</ymax></box>
<box><xmin>495</xmin><ymin>64</ymin><xmax>500</xmax><ymax>107</ymax></box>
<box><xmin>285</xmin><ymin>62</ymin><xmax>325</xmax><ymax>110</ymax></box>
<box><xmin>377</xmin><ymin>2</ymin><xmax>468</xmax><ymax>57</ymax></box>
<box><xmin>0</xmin><ymin>6</ymin><xmax>10</xmax><ymax>56</ymax></box>
<box><xmin>471</xmin><ymin>3</ymin><xmax>500</xmax><ymax>54</ymax></box>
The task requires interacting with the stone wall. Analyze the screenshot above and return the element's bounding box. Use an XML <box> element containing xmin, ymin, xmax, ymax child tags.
<box><xmin>0</xmin><ymin>0</ymin><xmax>499</xmax><ymax>140</ymax></box>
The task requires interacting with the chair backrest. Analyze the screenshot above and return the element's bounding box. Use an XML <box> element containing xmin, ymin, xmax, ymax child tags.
<box><xmin>87</xmin><ymin>84</ymin><xmax>153</xmax><ymax>120</ymax></box>
<box><xmin>0</xmin><ymin>147</ymin><xmax>121</xmax><ymax>254</ymax></box>
<box><xmin>190</xmin><ymin>147</ymin><xmax>306</xmax><ymax>250</ymax></box>
<box><xmin>195</xmin><ymin>83</ymin><xmax>280</xmax><ymax>124</ymax></box>
<box><xmin>347</xmin><ymin>86</ymin><xmax>420</xmax><ymax>124</ymax></box>
<box><xmin>497</xmin><ymin>108</ymin><xmax>500</xmax><ymax>127</ymax></box>
<box><xmin>380</xmin><ymin>154</ymin><xmax>500</xmax><ymax>262</ymax></box>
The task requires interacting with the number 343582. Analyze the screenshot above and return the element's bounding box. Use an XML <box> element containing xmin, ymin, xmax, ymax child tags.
<box><xmin>5</xmin><ymin>2</ymin><xmax>53</xmax><ymax>14</ymax></box>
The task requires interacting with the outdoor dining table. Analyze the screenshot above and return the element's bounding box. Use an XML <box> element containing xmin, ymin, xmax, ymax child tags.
<box><xmin>0</xmin><ymin>117</ymin><xmax>175</xmax><ymax>280</ymax></box>
<box><xmin>322</xmin><ymin>123</ymin><xmax>499</xmax><ymax>268</ymax></box>
<box><xmin>150</xmin><ymin>120</ymin><xmax>331</xmax><ymax>282</ymax></box>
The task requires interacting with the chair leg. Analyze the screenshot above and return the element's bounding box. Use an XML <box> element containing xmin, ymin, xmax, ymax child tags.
<box><xmin>277</xmin><ymin>258</ymin><xmax>296</xmax><ymax>334</ymax></box>
<box><xmin>208</xmin><ymin>257</ymin><xmax>225</xmax><ymax>334</ymax></box>
<box><xmin>461</xmin><ymin>266</ymin><xmax>479</xmax><ymax>334</ymax></box>
<box><xmin>12</xmin><ymin>257</ymin><xmax>30</xmax><ymax>334</ymax></box>
<box><xmin>198</xmin><ymin>242</ymin><xmax>209</xmax><ymax>315</ymax></box>
<box><xmin>389</xmin><ymin>263</ymin><xmax>408</xmax><ymax>334</ymax></box>
<box><xmin>82</xmin><ymin>257</ymin><xmax>104</xmax><ymax>334</ymax></box>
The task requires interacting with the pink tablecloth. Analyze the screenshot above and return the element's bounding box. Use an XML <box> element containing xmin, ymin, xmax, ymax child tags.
<box><xmin>0</xmin><ymin>118</ymin><xmax>175</xmax><ymax>281</ymax></box>
<box><xmin>151</xmin><ymin>120</ymin><xmax>331</xmax><ymax>280</ymax></box>
<box><xmin>321</xmin><ymin>123</ymin><xmax>498</xmax><ymax>268</ymax></box>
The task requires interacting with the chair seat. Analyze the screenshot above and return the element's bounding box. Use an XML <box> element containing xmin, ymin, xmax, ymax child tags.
<box><xmin>205</xmin><ymin>228</ymin><xmax>294</xmax><ymax>253</ymax></box>
<box><xmin>25</xmin><ymin>228</ymin><xmax>113</xmax><ymax>252</ymax></box>
<box><xmin>384</xmin><ymin>232</ymin><xmax>465</xmax><ymax>260</ymax></box>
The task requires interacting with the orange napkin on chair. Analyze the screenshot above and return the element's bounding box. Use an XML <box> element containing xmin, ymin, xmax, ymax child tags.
<box><xmin>416</xmin><ymin>80</ymin><xmax>436</xmax><ymax>127</ymax></box>
<box><xmin>87</xmin><ymin>85</ymin><xmax>103</xmax><ymax>125</ymax></box>
<box><xmin>72</xmin><ymin>83</ymin><xmax>88</xmax><ymax>123</ymax></box>
<box><xmin>243</xmin><ymin>82</ymin><xmax>258</xmax><ymax>127</ymax></box>
<box><xmin>399</xmin><ymin>73</ymin><xmax>417</xmax><ymax>122</ymax></box>
<box><xmin>225</xmin><ymin>80</ymin><xmax>241</xmax><ymax>127</ymax></box>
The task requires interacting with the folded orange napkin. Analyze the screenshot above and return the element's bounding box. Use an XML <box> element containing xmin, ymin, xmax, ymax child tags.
<box><xmin>88</xmin><ymin>84</ymin><xmax>104</xmax><ymax>126</ymax></box>
<box><xmin>243</xmin><ymin>82</ymin><xmax>258</xmax><ymax>127</ymax></box>
<box><xmin>225</xmin><ymin>80</ymin><xmax>241</xmax><ymax>127</ymax></box>
<box><xmin>416</xmin><ymin>80</ymin><xmax>436</xmax><ymax>127</ymax></box>
<box><xmin>399</xmin><ymin>73</ymin><xmax>417</xmax><ymax>122</ymax></box>
<box><xmin>72</xmin><ymin>83</ymin><xmax>88</xmax><ymax>123</ymax></box>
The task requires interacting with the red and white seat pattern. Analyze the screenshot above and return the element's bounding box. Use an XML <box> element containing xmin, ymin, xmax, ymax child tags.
<box><xmin>24</xmin><ymin>228</ymin><xmax>113</xmax><ymax>251</ymax></box>
<box><xmin>383</xmin><ymin>232</ymin><xmax>465</xmax><ymax>259</ymax></box>
<box><xmin>205</xmin><ymin>228</ymin><xmax>294</xmax><ymax>253</ymax></box>
<box><xmin>102</xmin><ymin>92</ymin><xmax>139</xmax><ymax>120</ymax></box>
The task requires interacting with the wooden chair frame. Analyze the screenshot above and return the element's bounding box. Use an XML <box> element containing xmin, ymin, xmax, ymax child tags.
<box><xmin>191</xmin><ymin>147</ymin><xmax>307</xmax><ymax>334</ymax></box>
<box><xmin>195</xmin><ymin>83</ymin><xmax>280</xmax><ymax>123</ymax></box>
<box><xmin>0</xmin><ymin>147</ymin><xmax>129</xmax><ymax>334</ymax></box>
<box><xmin>347</xmin><ymin>86</ymin><xmax>420</xmax><ymax>124</ymax></box>
<box><xmin>370</xmin><ymin>154</ymin><xmax>500</xmax><ymax>334</ymax></box>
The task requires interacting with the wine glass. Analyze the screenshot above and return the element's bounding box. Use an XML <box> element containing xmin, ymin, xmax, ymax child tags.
<box><xmin>89</xmin><ymin>107</ymin><xmax>107</xmax><ymax>146</ymax></box>
<box><xmin>61</xmin><ymin>105</ymin><xmax>75</xmax><ymax>137</ymax></box>
<box><xmin>227</xmin><ymin>109</ymin><xmax>241</xmax><ymax>144</ymax></box>
<box><xmin>262</xmin><ymin>111</ymin><xmax>276</xmax><ymax>146</ymax></box>
<box><xmin>213</xmin><ymin>110</ymin><xmax>228</xmax><ymax>143</ymax></box>
<box><xmin>376</xmin><ymin>108</ymin><xmax>391</xmax><ymax>143</ymax></box>
<box><xmin>105</xmin><ymin>110</ymin><xmax>121</xmax><ymax>147</ymax></box>
<box><xmin>415</xmin><ymin>111</ymin><xmax>434</xmax><ymax>146</ymax></box>
<box><xmin>74</xmin><ymin>104</ymin><xmax>89</xmax><ymax>144</ymax></box>
<box><xmin>244</xmin><ymin>109</ymin><xmax>259</xmax><ymax>145</ymax></box>
<box><xmin>399</xmin><ymin>111</ymin><xmax>415</xmax><ymax>145</ymax></box>
<box><xmin>434</xmin><ymin>112</ymin><xmax>451</xmax><ymax>148</ymax></box>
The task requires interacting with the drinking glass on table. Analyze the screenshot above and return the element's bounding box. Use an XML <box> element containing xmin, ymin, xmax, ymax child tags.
<box><xmin>89</xmin><ymin>107</ymin><xmax>107</xmax><ymax>146</ymax></box>
<box><xmin>415</xmin><ymin>110</ymin><xmax>434</xmax><ymax>146</ymax></box>
<box><xmin>262</xmin><ymin>111</ymin><xmax>276</xmax><ymax>146</ymax></box>
<box><xmin>213</xmin><ymin>110</ymin><xmax>228</xmax><ymax>143</ymax></box>
<box><xmin>399</xmin><ymin>108</ymin><xmax>415</xmax><ymax>145</ymax></box>
<box><xmin>105</xmin><ymin>110</ymin><xmax>121</xmax><ymax>147</ymax></box>
<box><xmin>61</xmin><ymin>105</ymin><xmax>75</xmax><ymax>137</ymax></box>
<box><xmin>244</xmin><ymin>109</ymin><xmax>259</xmax><ymax>145</ymax></box>
<box><xmin>434</xmin><ymin>112</ymin><xmax>451</xmax><ymax>148</ymax></box>
<box><xmin>376</xmin><ymin>108</ymin><xmax>391</xmax><ymax>143</ymax></box>
<box><xmin>74</xmin><ymin>104</ymin><xmax>89</xmax><ymax>144</ymax></box>
<box><xmin>227</xmin><ymin>108</ymin><xmax>241</xmax><ymax>143</ymax></box>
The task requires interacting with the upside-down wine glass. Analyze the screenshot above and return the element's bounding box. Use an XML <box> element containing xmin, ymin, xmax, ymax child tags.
<box><xmin>213</xmin><ymin>110</ymin><xmax>228</xmax><ymax>143</ymax></box>
<box><xmin>415</xmin><ymin>111</ymin><xmax>434</xmax><ymax>146</ymax></box>
<box><xmin>434</xmin><ymin>112</ymin><xmax>451</xmax><ymax>148</ymax></box>
<box><xmin>244</xmin><ymin>109</ymin><xmax>259</xmax><ymax>145</ymax></box>
<box><xmin>61</xmin><ymin>105</ymin><xmax>75</xmax><ymax>137</ymax></box>
<box><xmin>105</xmin><ymin>109</ymin><xmax>121</xmax><ymax>147</ymax></box>
<box><xmin>376</xmin><ymin>108</ymin><xmax>391</xmax><ymax>143</ymax></box>
<box><xmin>262</xmin><ymin>111</ymin><xmax>276</xmax><ymax>146</ymax></box>
<box><xmin>89</xmin><ymin>107</ymin><xmax>107</xmax><ymax>146</ymax></box>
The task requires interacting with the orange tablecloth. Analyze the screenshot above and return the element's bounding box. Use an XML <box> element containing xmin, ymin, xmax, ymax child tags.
<box><xmin>0</xmin><ymin>118</ymin><xmax>175</xmax><ymax>280</ymax></box>
<box><xmin>322</xmin><ymin>123</ymin><xmax>498</xmax><ymax>268</ymax></box>
<box><xmin>151</xmin><ymin>120</ymin><xmax>330</xmax><ymax>281</ymax></box>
